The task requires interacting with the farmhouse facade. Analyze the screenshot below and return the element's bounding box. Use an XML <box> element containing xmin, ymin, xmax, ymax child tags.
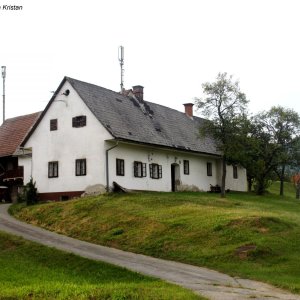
<box><xmin>18</xmin><ymin>77</ymin><xmax>247</xmax><ymax>200</ymax></box>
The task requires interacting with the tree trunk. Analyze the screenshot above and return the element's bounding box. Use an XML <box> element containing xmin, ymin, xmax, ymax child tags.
<box><xmin>221</xmin><ymin>157</ymin><xmax>226</xmax><ymax>198</ymax></box>
<box><xmin>279</xmin><ymin>165</ymin><xmax>285</xmax><ymax>196</ymax></box>
<box><xmin>256</xmin><ymin>173</ymin><xmax>267</xmax><ymax>195</ymax></box>
<box><xmin>296</xmin><ymin>183</ymin><xmax>300</xmax><ymax>199</ymax></box>
<box><xmin>247</xmin><ymin>177</ymin><xmax>252</xmax><ymax>193</ymax></box>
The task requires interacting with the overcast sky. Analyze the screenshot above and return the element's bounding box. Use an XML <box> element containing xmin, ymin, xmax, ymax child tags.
<box><xmin>0</xmin><ymin>0</ymin><xmax>299</xmax><ymax>122</ymax></box>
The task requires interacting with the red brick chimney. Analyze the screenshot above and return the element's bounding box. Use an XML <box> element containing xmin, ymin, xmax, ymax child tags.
<box><xmin>183</xmin><ymin>103</ymin><xmax>194</xmax><ymax>117</ymax></box>
<box><xmin>132</xmin><ymin>85</ymin><xmax>144</xmax><ymax>102</ymax></box>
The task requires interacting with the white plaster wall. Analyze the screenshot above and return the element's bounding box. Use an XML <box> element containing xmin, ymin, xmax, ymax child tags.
<box><xmin>23</xmin><ymin>81</ymin><xmax>113</xmax><ymax>193</ymax></box>
<box><xmin>216</xmin><ymin>161</ymin><xmax>247</xmax><ymax>192</ymax></box>
<box><xmin>19</xmin><ymin>156</ymin><xmax>32</xmax><ymax>184</ymax></box>
<box><xmin>225</xmin><ymin>165</ymin><xmax>247</xmax><ymax>192</ymax></box>
<box><xmin>108</xmin><ymin>143</ymin><xmax>223</xmax><ymax>192</ymax></box>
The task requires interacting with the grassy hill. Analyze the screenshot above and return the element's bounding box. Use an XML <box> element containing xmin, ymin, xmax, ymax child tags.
<box><xmin>0</xmin><ymin>231</ymin><xmax>203</xmax><ymax>299</ymax></box>
<box><xmin>10</xmin><ymin>181</ymin><xmax>300</xmax><ymax>294</ymax></box>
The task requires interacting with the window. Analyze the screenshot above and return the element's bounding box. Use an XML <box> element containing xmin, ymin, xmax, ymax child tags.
<box><xmin>207</xmin><ymin>162</ymin><xmax>212</xmax><ymax>176</ymax></box>
<box><xmin>149</xmin><ymin>163</ymin><xmax>162</xmax><ymax>179</ymax></box>
<box><xmin>116</xmin><ymin>159</ymin><xmax>125</xmax><ymax>176</ymax></box>
<box><xmin>134</xmin><ymin>161</ymin><xmax>147</xmax><ymax>177</ymax></box>
<box><xmin>233</xmin><ymin>165</ymin><xmax>238</xmax><ymax>179</ymax></box>
<box><xmin>183</xmin><ymin>160</ymin><xmax>189</xmax><ymax>175</ymax></box>
<box><xmin>76</xmin><ymin>159</ymin><xmax>86</xmax><ymax>176</ymax></box>
<box><xmin>72</xmin><ymin>115</ymin><xmax>86</xmax><ymax>128</ymax></box>
<box><xmin>50</xmin><ymin>119</ymin><xmax>57</xmax><ymax>131</ymax></box>
<box><xmin>48</xmin><ymin>161</ymin><xmax>58</xmax><ymax>178</ymax></box>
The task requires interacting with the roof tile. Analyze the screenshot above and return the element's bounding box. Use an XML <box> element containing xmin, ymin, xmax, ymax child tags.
<box><xmin>0</xmin><ymin>112</ymin><xmax>41</xmax><ymax>157</ymax></box>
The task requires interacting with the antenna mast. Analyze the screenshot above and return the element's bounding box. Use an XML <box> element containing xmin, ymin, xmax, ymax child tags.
<box><xmin>1</xmin><ymin>66</ymin><xmax>6</xmax><ymax>123</ymax></box>
<box><xmin>118</xmin><ymin>46</ymin><xmax>124</xmax><ymax>91</ymax></box>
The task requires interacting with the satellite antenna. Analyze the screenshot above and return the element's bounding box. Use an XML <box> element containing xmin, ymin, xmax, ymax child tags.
<box><xmin>118</xmin><ymin>46</ymin><xmax>124</xmax><ymax>91</ymax></box>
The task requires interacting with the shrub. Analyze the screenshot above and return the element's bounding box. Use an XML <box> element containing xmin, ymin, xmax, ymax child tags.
<box><xmin>18</xmin><ymin>178</ymin><xmax>38</xmax><ymax>205</ymax></box>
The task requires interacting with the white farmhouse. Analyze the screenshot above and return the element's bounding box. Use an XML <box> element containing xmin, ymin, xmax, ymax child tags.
<box><xmin>19</xmin><ymin>77</ymin><xmax>247</xmax><ymax>201</ymax></box>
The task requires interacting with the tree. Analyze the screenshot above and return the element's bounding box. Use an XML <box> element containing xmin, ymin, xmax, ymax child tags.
<box><xmin>195</xmin><ymin>73</ymin><xmax>249</xmax><ymax>197</ymax></box>
<box><xmin>254</xmin><ymin>106</ymin><xmax>300</xmax><ymax>196</ymax></box>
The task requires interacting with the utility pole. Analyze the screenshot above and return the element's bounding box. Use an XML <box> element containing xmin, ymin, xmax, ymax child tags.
<box><xmin>1</xmin><ymin>66</ymin><xmax>6</xmax><ymax>123</ymax></box>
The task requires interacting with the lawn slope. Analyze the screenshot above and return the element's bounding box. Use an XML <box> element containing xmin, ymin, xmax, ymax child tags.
<box><xmin>0</xmin><ymin>231</ymin><xmax>203</xmax><ymax>300</ymax></box>
<box><xmin>10</xmin><ymin>182</ymin><xmax>300</xmax><ymax>293</ymax></box>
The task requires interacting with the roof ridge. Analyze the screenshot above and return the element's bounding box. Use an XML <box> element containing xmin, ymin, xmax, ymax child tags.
<box><xmin>66</xmin><ymin>77</ymin><xmax>122</xmax><ymax>98</ymax></box>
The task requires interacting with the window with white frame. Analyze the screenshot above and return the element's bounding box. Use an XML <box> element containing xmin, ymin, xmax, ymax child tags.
<box><xmin>134</xmin><ymin>161</ymin><xmax>147</xmax><ymax>177</ymax></box>
<box><xmin>48</xmin><ymin>161</ymin><xmax>58</xmax><ymax>178</ymax></box>
<box><xmin>149</xmin><ymin>163</ymin><xmax>162</xmax><ymax>179</ymax></box>
<box><xmin>233</xmin><ymin>165</ymin><xmax>238</xmax><ymax>179</ymax></box>
<box><xmin>207</xmin><ymin>162</ymin><xmax>212</xmax><ymax>176</ymax></box>
<box><xmin>183</xmin><ymin>160</ymin><xmax>189</xmax><ymax>175</ymax></box>
<box><xmin>76</xmin><ymin>159</ymin><xmax>86</xmax><ymax>176</ymax></box>
<box><xmin>116</xmin><ymin>159</ymin><xmax>125</xmax><ymax>176</ymax></box>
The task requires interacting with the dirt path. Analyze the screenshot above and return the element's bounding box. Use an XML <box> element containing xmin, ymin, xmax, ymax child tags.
<box><xmin>0</xmin><ymin>204</ymin><xmax>299</xmax><ymax>300</ymax></box>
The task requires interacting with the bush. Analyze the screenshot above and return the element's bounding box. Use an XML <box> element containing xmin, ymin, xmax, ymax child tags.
<box><xmin>18</xmin><ymin>178</ymin><xmax>38</xmax><ymax>205</ymax></box>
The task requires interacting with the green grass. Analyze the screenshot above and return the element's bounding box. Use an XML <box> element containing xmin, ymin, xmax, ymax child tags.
<box><xmin>10</xmin><ymin>181</ymin><xmax>300</xmax><ymax>294</ymax></box>
<box><xmin>0</xmin><ymin>231</ymin><xmax>204</xmax><ymax>300</ymax></box>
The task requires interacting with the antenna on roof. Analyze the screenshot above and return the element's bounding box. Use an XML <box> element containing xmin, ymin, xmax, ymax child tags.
<box><xmin>118</xmin><ymin>46</ymin><xmax>124</xmax><ymax>92</ymax></box>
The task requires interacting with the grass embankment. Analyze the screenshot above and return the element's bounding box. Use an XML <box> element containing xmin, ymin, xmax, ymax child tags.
<box><xmin>10</xmin><ymin>182</ymin><xmax>300</xmax><ymax>293</ymax></box>
<box><xmin>0</xmin><ymin>231</ymin><xmax>203</xmax><ymax>300</ymax></box>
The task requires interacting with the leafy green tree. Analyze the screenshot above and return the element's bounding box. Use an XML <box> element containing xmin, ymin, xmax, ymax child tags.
<box><xmin>195</xmin><ymin>72</ymin><xmax>249</xmax><ymax>197</ymax></box>
<box><xmin>254</xmin><ymin>106</ymin><xmax>300</xmax><ymax>196</ymax></box>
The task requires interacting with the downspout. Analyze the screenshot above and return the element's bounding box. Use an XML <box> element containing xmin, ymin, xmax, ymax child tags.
<box><xmin>106</xmin><ymin>142</ymin><xmax>119</xmax><ymax>192</ymax></box>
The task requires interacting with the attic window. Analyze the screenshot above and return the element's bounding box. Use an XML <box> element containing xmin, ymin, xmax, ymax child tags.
<box><xmin>116</xmin><ymin>98</ymin><xmax>123</xmax><ymax>103</ymax></box>
<box><xmin>128</xmin><ymin>131</ymin><xmax>132</xmax><ymax>135</ymax></box>
<box><xmin>50</xmin><ymin>119</ymin><xmax>57</xmax><ymax>131</ymax></box>
<box><xmin>72</xmin><ymin>115</ymin><xmax>86</xmax><ymax>128</ymax></box>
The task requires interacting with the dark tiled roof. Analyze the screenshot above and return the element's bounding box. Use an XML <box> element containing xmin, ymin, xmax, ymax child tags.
<box><xmin>0</xmin><ymin>112</ymin><xmax>41</xmax><ymax>157</ymax></box>
<box><xmin>67</xmin><ymin>77</ymin><xmax>220</xmax><ymax>156</ymax></box>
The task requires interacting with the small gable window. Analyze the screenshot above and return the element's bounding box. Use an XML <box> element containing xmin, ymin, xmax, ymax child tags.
<box><xmin>72</xmin><ymin>115</ymin><xmax>86</xmax><ymax>128</ymax></box>
<box><xmin>76</xmin><ymin>159</ymin><xmax>86</xmax><ymax>176</ymax></box>
<box><xmin>116</xmin><ymin>159</ymin><xmax>125</xmax><ymax>176</ymax></box>
<box><xmin>149</xmin><ymin>163</ymin><xmax>162</xmax><ymax>179</ymax></box>
<box><xmin>134</xmin><ymin>161</ymin><xmax>147</xmax><ymax>178</ymax></box>
<box><xmin>48</xmin><ymin>161</ymin><xmax>58</xmax><ymax>178</ymax></box>
<box><xmin>233</xmin><ymin>165</ymin><xmax>238</xmax><ymax>179</ymax></box>
<box><xmin>207</xmin><ymin>162</ymin><xmax>212</xmax><ymax>176</ymax></box>
<box><xmin>183</xmin><ymin>160</ymin><xmax>189</xmax><ymax>175</ymax></box>
<box><xmin>50</xmin><ymin>119</ymin><xmax>57</xmax><ymax>131</ymax></box>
